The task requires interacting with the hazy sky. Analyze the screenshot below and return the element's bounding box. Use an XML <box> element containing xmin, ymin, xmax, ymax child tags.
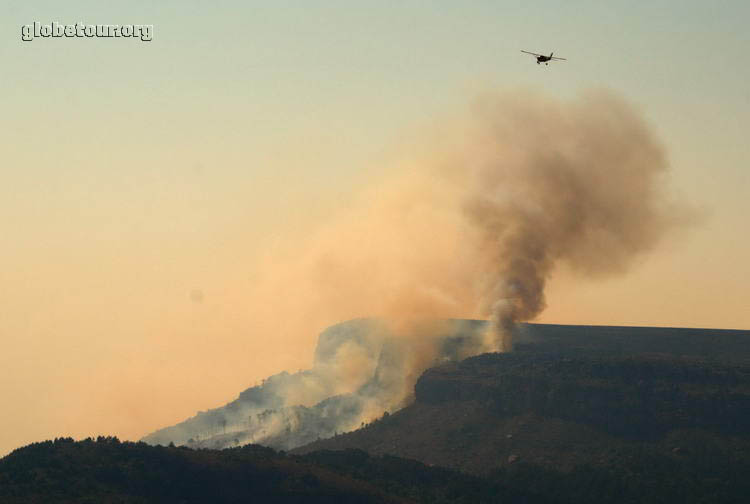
<box><xmin>1</xmin><ymin>1</ymin><xmax>748</xmax><ymax>456</ymax></box>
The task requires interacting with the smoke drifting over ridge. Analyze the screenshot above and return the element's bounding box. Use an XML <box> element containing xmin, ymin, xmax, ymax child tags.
<box><xmin>143</xmin><ymin>319</ymin><xmax>489</xmax><ymax>450</ymax></box>
<box><xmin>144</xmin><ymin>90</ymin><xmax>689</xmax><ymax>449</ymax></box>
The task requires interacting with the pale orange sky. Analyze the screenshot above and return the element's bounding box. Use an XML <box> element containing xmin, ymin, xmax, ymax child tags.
<box><xmin>1</xmin><ymin>1</ymin><xmax>748</xmax><ymax>456</ymax></box>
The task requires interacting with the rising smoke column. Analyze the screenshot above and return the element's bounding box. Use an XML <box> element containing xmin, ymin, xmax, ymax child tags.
<box><xmin>245</xmin><ymin>88</ymin><xmax>687</xmax><ymax>377</ymax></box>
<box><xmin>462</xmin><ymin>90</ymin><xmax>684</xmax><ymax>350</ymax></box>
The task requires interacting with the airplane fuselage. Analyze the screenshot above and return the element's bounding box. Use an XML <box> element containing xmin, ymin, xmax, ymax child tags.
<box><xmin>522</xmin><ymin>50</ymin><xmax>564</xmax><ymax>66</ymax></box>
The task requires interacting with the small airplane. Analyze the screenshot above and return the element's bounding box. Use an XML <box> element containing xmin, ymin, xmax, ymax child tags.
<box><xmin>521</xmin><ymin>50</ymin><xmax>567</xmax><ymax>65</ymax></box>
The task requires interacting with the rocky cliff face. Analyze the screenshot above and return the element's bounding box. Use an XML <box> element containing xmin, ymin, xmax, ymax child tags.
<box><xmin>415</xmin><ymin>352</ymin><xmax>750</xmax><ymax>439</ymax></box>
<box><xmin>295</xmin><ymin>325</ymin><xmax>750</xmax><ymax>475</ymax></box>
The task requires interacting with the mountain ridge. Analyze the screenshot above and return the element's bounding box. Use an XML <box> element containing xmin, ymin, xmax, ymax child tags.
<box><xmin>142</xmin><ymin>320</ymin><xmax>749</xmax><ymax>451</ymax></box>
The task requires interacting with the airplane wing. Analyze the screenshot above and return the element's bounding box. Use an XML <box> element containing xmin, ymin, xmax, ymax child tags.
<box><xmin>550</xmin><ymin>56</ymin><xmax>567</xmax><ymax>61</ymax></box>
<box><xmin>521</xmin><ymin>50</ymin><xmax>543</xmax><ymax>57</ymax></box>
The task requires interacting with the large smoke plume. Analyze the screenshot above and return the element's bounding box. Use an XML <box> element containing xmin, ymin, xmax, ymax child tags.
<box><xmin>144</xmin><ymin>89</ymin><xmax>689</xmax><ymax>449</ymax></box>
<box><xmin>462</xmin><ymin>90</ymin><xmax>683</xmax><ymax>350</ymax></box>
<box><xmin>253</xmin><ymin>89</ymin><xmax>683</xmax><ymax>352</ymax></box>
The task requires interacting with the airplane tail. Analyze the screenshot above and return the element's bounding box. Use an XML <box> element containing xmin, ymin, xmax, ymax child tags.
<box><xmin>550</xmin><ymin>52</ymin><xmax>554</xmax><ymax>58</ymax></box>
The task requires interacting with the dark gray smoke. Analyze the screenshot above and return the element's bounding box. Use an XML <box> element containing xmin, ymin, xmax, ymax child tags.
<box><xmin>462</xmin><ymin>91</ymin><xmax>686</xmax><ymax>349</ymax></box>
